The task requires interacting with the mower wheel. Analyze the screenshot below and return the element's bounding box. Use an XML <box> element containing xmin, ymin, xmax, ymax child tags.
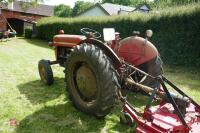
<box><xmin>65</xmin><ymin>43</ymin><xmax>120</xmax><ymax>117</ymax></box>
<box><xmin>120</xmin><ymin>113</ymin><xmax>135</xmax><ymax>125</ymax></box>
<box><xmin>38</xmin><ymin>59</ymin><xmax>54</xmax><ymax>85</ymax></box>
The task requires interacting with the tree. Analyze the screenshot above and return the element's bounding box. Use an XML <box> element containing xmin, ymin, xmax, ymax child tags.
<box><xmin>54</xmin><ymin>4</ymin><xmax>71</xmax><ymax>17</ymax></box>
<box><xmin>153</xmin><ymin>0</ymin><xmax>200</xmax><ymax>8</ymax></box>
<box><xmin>0</xmin><ymin>0</ymin><xmax>44</xmax><ymax>3</ymax></box>
<box><xmin>0</xmin><ymin>0</ymin><xmax>13</xmax><ymax>2</ymax></box>
<box><xmin>0</xmin><ymin>0</ymin><xmax>44</xmax><ymax>11</ymax></box>
<box><xmin>101</xmin><ymin>0</ymin><xmax>149</xmax><ymax>6</ymax></box>
<box><xmin>71</xmin><ymin>1</ymin><xmax>94</xmax><ymax>16</ymax></box>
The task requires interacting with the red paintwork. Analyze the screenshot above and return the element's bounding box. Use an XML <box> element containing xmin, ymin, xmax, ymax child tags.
<box><xmin>53</xmin><ymin>34</ymin><xmax>86</xmax><ymax>47</ymax></box>
<box><xmin>51</xmin><ymin>32</ymin><xmax>200</xmax><ymax>133</ymax></box>
<box><xmin>123</xmin><ymin>102</ymin><xmax>200</xmax><ymax>133</ymax></box>
<box><xmin>52</xmin><ymin>33</ymin><xmax>158</xmax><ymax>66</ymax></box>
<box><xmin>112</xmin><ymin>36</ymin><xmax>158</xmax><ymax>66</ymax></box>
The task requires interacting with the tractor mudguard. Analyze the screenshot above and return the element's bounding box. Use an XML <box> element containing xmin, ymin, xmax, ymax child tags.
<box><xmin>118</xmin><ymin>36</ymin><xmax>159</xmax><ymax>66</ymax></box>
<box><xmin>78</xmin><ymin>38</ymin><xmax>122</xmax><ymax>69</ymax></box>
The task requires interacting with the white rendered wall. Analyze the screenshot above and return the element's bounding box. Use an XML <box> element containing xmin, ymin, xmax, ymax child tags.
<box><xmin>78</xmin><ymin>6</ymin><xmax>107</xmax><ymax>17</ymax></box>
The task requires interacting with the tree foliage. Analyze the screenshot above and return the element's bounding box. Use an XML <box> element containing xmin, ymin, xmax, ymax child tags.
<box><xmin>54</xmin><ymin>1</ymin><xmax>95</xmax><ymax>17</ymax></box>
<box><xmin>0</xmin><ymin>0</ymin><xmax>44</xmax><ymax>11</ymax></box>
<box><xmin>101</xmin><ymin>0</ymin><xmax>150</xmax><ymax>6</ymax></box>
<box><xmin>152</xmin><ymin>0</ymin><xmax>200</xmax><ymax>8</ymax></box>
<box><xmin>101</xmin><ymin>0</ymin><xmax>200</xmax><ymax>8</ymax></box>
<box><xmin>37</xmin><ymin>4</ymin><xmax>200</xmax><ymax>67</ymax></box>
<box><xmin>0</xmin><ymin>0</ymin><xmax>44</xmax><ymax>3</ymax></box>
<box><xmin>54</xmin><ymin>4</ymin><xmax>71</xmax><ymax>17</ymax></box>
<box><xmin>71</xmin><ymin>1</ymin><xmax>94</xmax><ymax>16</ymax></box>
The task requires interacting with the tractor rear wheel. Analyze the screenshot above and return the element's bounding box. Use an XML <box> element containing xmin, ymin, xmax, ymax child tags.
<box><xmin>65</xmin><ymin>43</ymin><xmax>119</xmax><ymax>117</ymax></box>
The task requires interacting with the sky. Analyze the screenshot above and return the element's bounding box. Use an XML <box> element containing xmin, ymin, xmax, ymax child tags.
<box><xmin>43</xmin><ymin>0</ymin><xmax>96</xmax><ymax>7</ymax></box>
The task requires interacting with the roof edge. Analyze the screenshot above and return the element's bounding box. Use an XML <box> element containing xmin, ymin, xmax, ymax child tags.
<box><xmin>77</xmin><ymin>3</ymin><xmax>110</xmax><ymax>16</ymax></box>
<box><xmin>1</xmin><ymin>9</ymin><xmax>50</xmax><ymax>17</ymax></box>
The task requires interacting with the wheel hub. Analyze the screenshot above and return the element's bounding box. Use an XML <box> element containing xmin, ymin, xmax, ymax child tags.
<box><xmin>75</xmin><ymin>64</ymin><xmax>97</xmax><ymax>101</ymax></box>
<box><xmin>39</xmin><ymin>65</ymin><xmax>47</xmax><ymax>82</ymax></box>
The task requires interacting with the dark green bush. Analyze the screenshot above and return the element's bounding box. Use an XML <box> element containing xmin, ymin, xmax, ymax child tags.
<box><xmin>37</xmin><ymin>4</ymin><xmax>200</xmax><ymax>67</ymax></box>
<box><xmin>25</xmin><ymin>29</ymin><xmax>32</xmax><ymax>39</ymax></box>
<box><xmin>0</xmin><ymin>32</ymin><xmax>3</xmax><ymax>38</ymax></box>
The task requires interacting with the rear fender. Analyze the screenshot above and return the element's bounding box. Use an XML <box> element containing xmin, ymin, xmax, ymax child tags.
<box><xmin>78</xmin><ymin>38</ymin><xmax>122</xmax><ymax>69</ymax></box>
<box><xmin>118</xmin><ymin>36</ymin><xmax>159</xmax><ymax>66</ymax></box>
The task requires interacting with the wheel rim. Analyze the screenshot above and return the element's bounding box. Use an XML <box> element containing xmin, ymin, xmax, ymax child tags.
<box><xmin>39</xmin><ymin>65</ymin><xmax>47</xmax><ymax>83</ymax></box>
<box><xmin>74</xmin><ymin>63</ymin><xmax>97</xmax><ymax>102</ymax></box>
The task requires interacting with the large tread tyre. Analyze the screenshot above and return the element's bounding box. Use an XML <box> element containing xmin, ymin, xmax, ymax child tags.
<box><xmin>140</xmin><ymin>56</ymin><xmax>163</xmax><ymax>89</ymax></box>
<box><xmin>65</xmin><ymin>43</ymin><xmax>120</xmax><ymax>117</ymax></box>
<box><xmin>38</xmin><ymin>59</ymin><xmax>54</xmax><ymax>85</ymax></box>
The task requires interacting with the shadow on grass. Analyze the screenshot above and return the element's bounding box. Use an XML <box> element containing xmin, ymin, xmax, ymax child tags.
<box><xmin>15</xmin><ymin>100</ymin><xmax>137</xmax><ymax>133</ymax></box>
<box><xmin>15</xmin><ymin>103</ymin><xmax>107</xmax><ymax>133</ymax></box>
<box><xmin>16</xmin><ymin>83</ymin><xmax>146</xmax><ymax>133</ymax></box>
<box><xmin>17</xmin><ymin>77</ymin><xmax>65</xmax><ymax>104</ymax></box>
<box><xmin>15</xmin><ymin>96</ymin><xmax>141</xmax><ymax>133</ymax></box>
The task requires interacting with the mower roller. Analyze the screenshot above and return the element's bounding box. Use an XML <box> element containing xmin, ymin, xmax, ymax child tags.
<box><xmin>38</xmin><ymin>28</ymin><xmax>200</xmax><ymax>132</ymax></box>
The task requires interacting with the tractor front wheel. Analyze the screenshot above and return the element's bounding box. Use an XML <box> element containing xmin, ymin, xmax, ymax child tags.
<box><xmin>38</xmin><ymin>59</ymin><xmax>54</xmax><ymax>85</ymax></box>
<box><xmin>65</xmin><ymin>43</ymin><xmax>119</xmax><ymax>117</ymax></box>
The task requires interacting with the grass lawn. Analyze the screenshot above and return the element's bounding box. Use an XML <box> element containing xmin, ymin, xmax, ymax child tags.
<box><xmin>0</xmin><ymin>38</ymin><xmax>200</xmax><ymax>133</ymax></box>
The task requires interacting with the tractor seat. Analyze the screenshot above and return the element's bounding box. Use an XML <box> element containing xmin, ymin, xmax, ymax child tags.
<box><xmin>53</xmin><ymin>34</ymin><xmax>86</xmax><ymax>47</ymax></box>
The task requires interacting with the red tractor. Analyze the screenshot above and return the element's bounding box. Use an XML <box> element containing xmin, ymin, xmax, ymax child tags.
<box><xmin>38</xmin><ymin>28</ymin><xmax>200</xmax><ymax>132</ymax></box>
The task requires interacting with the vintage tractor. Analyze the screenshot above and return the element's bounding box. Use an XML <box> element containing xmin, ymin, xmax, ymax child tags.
<box><xmin>38</xmin><ymin>28</ymin><xmax>200</xmax><ymax>132</ymax></box>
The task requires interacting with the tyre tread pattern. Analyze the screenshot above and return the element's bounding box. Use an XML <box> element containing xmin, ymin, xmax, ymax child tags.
<box><xmin>66</xmin><ymin>43</ymin><xmax>120</xmax><ymax>117</ymax></box>
<box><xmin>38</xmin><ymin>59</ymin><xmax>54</xmax><ymax>85</ymax></box>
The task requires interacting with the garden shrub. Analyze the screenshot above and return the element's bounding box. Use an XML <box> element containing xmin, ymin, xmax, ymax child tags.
<box><xmin>37</xmin><ymin>4</ymin><xmax>200</xmax><ymax>67</ymax></box>
<box><xmin>25</xmin><ymin>29</ymin><xmax>32</xmax><ymax>39</ymax></box>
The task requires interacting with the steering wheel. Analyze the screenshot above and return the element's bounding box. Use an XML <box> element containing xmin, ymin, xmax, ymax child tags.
<box><xmin>80</xmin><ymin>28</ymin><xmax>101</xmax><ymax>39</ymax></box>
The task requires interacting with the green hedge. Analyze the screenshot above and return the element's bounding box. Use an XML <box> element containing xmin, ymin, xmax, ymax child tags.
<box><xmin>24</xmin><ymin>29</ymin><xmax>32</xmax><ymax>39</ymax></box>
<box><xmin>37</xmin><ymin>4</ymin><xmax>200</xmax><ymax>67</ymax></box>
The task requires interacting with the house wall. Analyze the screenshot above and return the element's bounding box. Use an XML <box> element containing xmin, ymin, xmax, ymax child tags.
<box><xmin>78</xmin><ymin>6</ymin><xmax>107</xmax><ymax>17</ymax></box>
<box><xmin>0</xmin><ymin>14</ymin><xmax>7</xmax><ymax>31</ymax></box>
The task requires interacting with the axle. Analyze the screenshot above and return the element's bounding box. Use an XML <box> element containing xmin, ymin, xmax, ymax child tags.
<box><xmin>48</xmin><ymin>60</ymin><xmax>59</xmax><ymax>65</ymax></box>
